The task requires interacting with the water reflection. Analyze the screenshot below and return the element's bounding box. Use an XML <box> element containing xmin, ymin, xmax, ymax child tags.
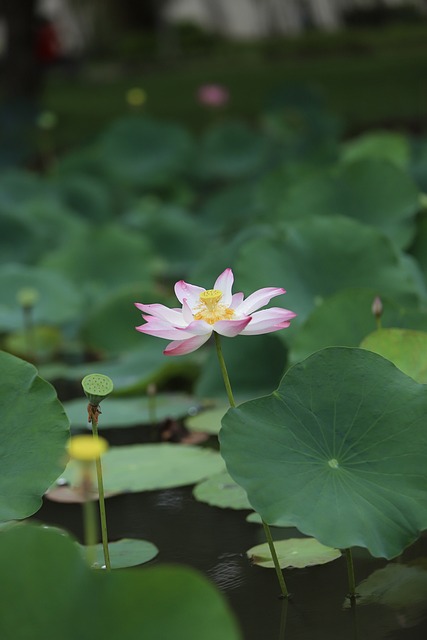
<box><xmin>207</xmin><ymin>552</ymin><xmax>246</xmax><ymax>590</ymax></box>
<box><xmin>155</xmin><ymin>488</ymin><xmax>184</xmax><ymax>511</ymax></box>
<box><xmin>344</xmin><ymin>561</ymin><xmax>427</xmax><ymax>632</ymax></box>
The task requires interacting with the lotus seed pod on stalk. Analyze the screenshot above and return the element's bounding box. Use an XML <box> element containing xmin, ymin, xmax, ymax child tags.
<box><xmin>82</xmin><ymin>373</ymin><xmax>114</xmax><ymax>406</ymax></box>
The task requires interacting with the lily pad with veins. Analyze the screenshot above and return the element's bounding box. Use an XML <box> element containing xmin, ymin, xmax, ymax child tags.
<box><xmin>220</xmin><ymin>347</ymin><xmax>427</xmax><ymax>559</ymax></box>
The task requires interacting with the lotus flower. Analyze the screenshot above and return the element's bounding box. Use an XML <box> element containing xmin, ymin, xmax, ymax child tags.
<box><xmin>135</xmin><ymin>268</ymin><xmax>296</xmax><ymax>356</ymax></box>
<box><xmin>196</xmin><ymin>84</ymin><xmax>229</xmax><ymax>107</ymax></box>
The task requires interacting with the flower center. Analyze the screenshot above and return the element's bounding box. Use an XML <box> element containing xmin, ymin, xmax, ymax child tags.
<box><xmin>194</xmin><ymin>289</ymin><xmax>235</xmax><ymax>325</ymax></box>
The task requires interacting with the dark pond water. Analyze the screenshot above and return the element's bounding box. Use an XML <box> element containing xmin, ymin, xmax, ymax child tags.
<box><xmin>37</xmin><ymin>482</ymin><xmax>427</xmax><ymax>640</ymax></box>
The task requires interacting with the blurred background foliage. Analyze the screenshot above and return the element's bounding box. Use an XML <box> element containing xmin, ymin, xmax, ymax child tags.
<box><xmin>0</xmin><ymin>0</ymin><xmax>427</xmax><ymax>405</ymax></box>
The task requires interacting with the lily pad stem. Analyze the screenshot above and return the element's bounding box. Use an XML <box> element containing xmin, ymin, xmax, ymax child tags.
<box><xmin>262</xmin><ymin>520</ymin><xmax>289</xmax><ymax>599</ymax></box>
<box><xmin>90</xmin><ymin>409</ymin><xmax>111</xmax><ymax>571</ymax></box>
<box><xmin>345</xmin><ymin>548</ymin><xmax>357</xmax><ymax>600</ymax></box>
<box><xmin>214</xmin><ymin>332</ymin><xmax>289</xmax><ymax>598</ymax></box>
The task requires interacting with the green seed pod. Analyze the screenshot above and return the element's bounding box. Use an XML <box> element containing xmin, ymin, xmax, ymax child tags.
<box><xmin>82</xmin><ymin>373</ymin><xmax>114</xmax><ymax>406</ymax></box>
<box><xmin>16</xmin><ymin>287</ymin><xmax>39</xmax><ymax>309</ymax></box>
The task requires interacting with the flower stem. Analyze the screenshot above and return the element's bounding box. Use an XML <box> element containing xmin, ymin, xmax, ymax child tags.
<box><xmin>91</xmin><ymin>414</ymin><xmax>111</xmax><ymax>571</ymax></box>
<box><xmin>213</xmin><ymin>332</ymin><xmax>236</xmax><ymax>407</ymax></box>
<box><xmin>81</xmin><ymin>466</ymin><xmax>97</xmax><ymax>568</ymax></box>
<box><xmin>214</xmin><ymin>332</ymin><xmax>289</xmax><ymax>598</ymax></box>
<box><xmin>345</xmin><ymin>548</ymin><xmax>357</xmax><ymax>600</ymax></box>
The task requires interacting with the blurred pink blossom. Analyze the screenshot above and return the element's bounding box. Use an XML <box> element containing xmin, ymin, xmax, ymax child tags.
<box><xmin>196</xmin><ymin>84</ymin><xmax>229</xmax><ymax>107</ymax></box>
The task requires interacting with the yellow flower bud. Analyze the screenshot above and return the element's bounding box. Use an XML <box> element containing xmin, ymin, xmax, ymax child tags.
<box><xmin>67</xmin><ymin>435</ymin><xmax>108</xmax><ymax>462</ymax></box>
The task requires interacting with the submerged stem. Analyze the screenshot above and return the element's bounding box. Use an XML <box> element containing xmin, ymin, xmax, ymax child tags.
<box><xmin>214</xmin><ymin>332</ymin><xmax>289</xmax><ymax>598</ymax></box>
<box><xmin>91</xmin><ymin>415</ymin><xmax>111</xmax><ymax>571</ymax></box>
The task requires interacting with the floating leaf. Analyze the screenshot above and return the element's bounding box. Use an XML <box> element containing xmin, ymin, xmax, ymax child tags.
<box><xmin>187</xmin><ymin>407</ymin><xmax>228</xmax><ymax>435</ymax></box>
<box><xmin>247</xmin><ymin>537</ymin><xmax>341</xmax><ymax>569</ymax></box>
<box><xmin>0</xmin><ymin>351</ymin><xmax>69</xmax><ymax>521</ymax></box>
<box><xmin>0</xmin><ymin>525</ymin><xmax>241</xmax><ymax>640</ymax></box>
<box><xmin>193</xmin><ymin>472</ymin><xmax>252</xmax><ymax>510</ymax></box>
<box><xmin>64</xmin><ymin>394</ymin><xmax>199</xmax><ymax>429</ymax></box>
<box><xmin>45</xmin><ymin>485</ymin><xmax>120</xmax><ymax>503</ymax></box>
<box><xmin>79</xmin><ymin>538</ymin><xmax>158</xmax><ymax>569</ymax></box>
<box><xmin>220</xmin><ymin>347</ymin><xmax>427</xmax><ymax>559</ymax></box>
<box><xmin>346</xmin><ymin>562</ymin><xmax>427</xmax><ymax>613</ymax></box>
<box><xmin>290</xmin><ymin>288</ymin><xmax>427</xmax><ymax>365</ymax></box>
<box><xmin>62</xmin><ymin>443</ymin><xmax>225</xmax><ymax>493</ymax></box>
<box><xmin>361</xmin><ymin>328</ymin><xmax>427</xmax><ymax>383</ymax></box>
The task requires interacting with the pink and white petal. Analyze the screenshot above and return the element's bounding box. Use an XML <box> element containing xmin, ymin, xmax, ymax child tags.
<box><xmin>164</xmin><ymin>333</ymin><xmax>212</xmax><ymax>356</ymax></box>
<box><xmin>214</xmin><ymin>268</ymin><xmax>234</xmax><ymax>306</ymax></box>
<box><xmin>213</xmin><ymin>317</ymin><xmax>252</xmax><ymax>337</ymax></box>
<box><xmin>134</xmin><ymin>303</ymin><xmax>185</xmax><ymax>325</ymax></box>
<box><xmin>181</xmin><ymin>319</ymin><xmax>214</xmax><ymax>335</ymax></box>
<box><xmin>182</xmin><ymin>298</ymin><xmax>195</xmax><ymax>324</ymax></box>
<box><xmin>235</xmin><ymin>287</ymin><xmax>286</xmax><ymax>315</ymax></box>
<box><xmin>239</xmin><ymin>308</ymin><xmax>296</xmax><ymax>335</ymax></box>
<box><xmin>136</xmin><ymin>322</ymin><xmax>194</xmax><ymax>340</ymax></box>
<box><xmin>174</xmin><ymin>280</ymin><xmax>205</xmax><ymax>307</ymax></box>
<box><xmin>230</xmin><ymin>292</ymin><xmax>244</xmax><ymax>309</ymax></box>
<box><xmin>240</xmin><ymin>321</ymin><xmax>292</xmax><ymax>336</ymax></box>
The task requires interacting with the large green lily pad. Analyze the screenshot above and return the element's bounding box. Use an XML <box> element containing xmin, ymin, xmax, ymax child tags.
<box><xmin>340</xmin><ymin>131</ymin><xmax>410</xmax><ymax>168</ymax></box>
<box><xmin>273</xmin><ymin>159</ymin><xmax>419</xmax><ymax>247</ymax></box>
<box><xmin>197</xmin><ymin>121</ymin><xmax>272</xmax><ymax>181</ymax></box>
<box><xmin>64</xmin><ymin>394</ymin><xmax>199</xmax><ymax>429</ymax></box>
<box><xmin>0</xmin><ymin>524</ymin><xmax>241</xmax><ymax>640</ymax></box>
<box><xmin>99</xmin><ymin>116</ymin><xmax>195</xmax><ymax>190</ymax></box>
<box><xmin>122</xmin><ymin>202</ymin><xmax>203</xmax><ymax>277</ymax></box>
<box><xmin>361</xmin><ymin>328</ymin><xmax>427</xmax><ymax>383</ymax></box>
<box><xmin>247</xmin><ymin>537</ymin><xmax>341</xmax><ymax>569</ymax></box>
<box><xmin>62</xmin><ymin>443</ymin><xmax>225</xmax><ymax>492</ymax></box>
<box><xmin>220</xmin><ymin>347</ymin><xmax>427</xmax><ymax>559</ymax></box>
<box><xmin>235</xmin><ymin>216</ymin><xmax>426</xmax><ymax>335</ymax></box>
<box><xmin>0</xmin><ymin>351</ymin><xmax>70</xmax><ymax>521</ymax></box>
<box><xmin>199</xmin><ymin>183</ymin><xmax>261</xmax><ymax>237</ymax></box>
<box><xmin>40</xmin><ymin>224</ymin><xmax>154</xmax><ymax>295</ymax></box>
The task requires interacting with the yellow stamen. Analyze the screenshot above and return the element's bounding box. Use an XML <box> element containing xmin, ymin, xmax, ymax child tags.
<box><xmin>194</xmin><ymin>289</ymin><xmax>235</xmax><ymax>325</ymax></box>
